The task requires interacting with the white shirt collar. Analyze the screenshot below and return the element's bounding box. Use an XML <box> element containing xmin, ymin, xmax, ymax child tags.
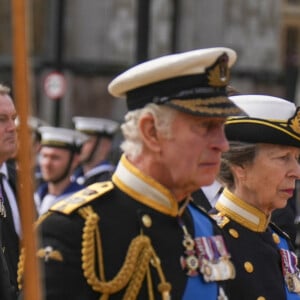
<box><xmin>0</xmin><ymin>163</ymin><xmax>9</xmax><ymax>178</ymax></box>
<box><xmin>201</xmin><ymin>180</ymin><xmax>223</xmax><ymax>207</ymax></box>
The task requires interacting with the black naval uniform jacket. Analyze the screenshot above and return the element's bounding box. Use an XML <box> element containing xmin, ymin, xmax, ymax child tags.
<box><xmin>211</xmin><ymin>188</ymin><xmax>300</xmax><ymax>300</ymax></box>
<box><xmin>35</xmin><ymin>155</ymin><xmax>230</xmax><ymax>300</ymax></box>
<box><xmin>38</xmin><ymin>185</ymin><xmax>189</xmax><ymax>299</ymax></box>
<box><xmin>39</xmin><ymin>161</ymin><xmax>193</xmax><ymax>300</ymax></box>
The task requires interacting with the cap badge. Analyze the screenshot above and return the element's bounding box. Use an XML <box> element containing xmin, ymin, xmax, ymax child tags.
<box><xmin>288</xmin><ymin>107</ymin><xmax>300</xmax><ymax>135</ymax></box>
<box><xmin>207</xmin><ymin>53</ymin><xmax>230</xmax><ymax>87</ymax></box>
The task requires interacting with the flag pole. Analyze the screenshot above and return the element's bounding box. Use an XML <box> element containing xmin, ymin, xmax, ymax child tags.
<box><xmin>11</xmin><ymin>0</ymin><xmax>42</xmax><ymax>299</ymax></box>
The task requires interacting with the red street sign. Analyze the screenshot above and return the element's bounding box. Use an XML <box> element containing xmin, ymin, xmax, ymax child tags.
<box><xmin>43</xmin><ymin>72</ymin><xmax>66</xmax><ymax>100</ymax></box>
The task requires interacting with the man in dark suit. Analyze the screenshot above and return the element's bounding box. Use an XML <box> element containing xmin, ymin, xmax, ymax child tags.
<box><xmin>0</xmin><ymin>83</ymin><xmax>20</xmax><ymax>300</ymax></box>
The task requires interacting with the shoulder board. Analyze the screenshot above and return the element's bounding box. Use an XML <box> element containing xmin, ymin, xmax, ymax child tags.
<box><xmin>50</xmin><ymin>181</ymin><xmax>114</xmax><ymax>215</ymax></box>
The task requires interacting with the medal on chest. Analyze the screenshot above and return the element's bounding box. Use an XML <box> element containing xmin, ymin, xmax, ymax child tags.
<box><xmin>178</xmin><ymin>217</ymin><xmax>235</xmax><ymax>282</ymax></box>
<box><xmin>280</xmin><ymin>248</ymin><xmax>300</xmax><ymax>293</ymax></box>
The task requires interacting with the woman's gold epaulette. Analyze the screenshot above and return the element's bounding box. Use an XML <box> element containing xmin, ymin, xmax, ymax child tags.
<box><xmin>49</xmin><ymin>181</ymin><xmax>114</xmax><ymax>215</ymax></box>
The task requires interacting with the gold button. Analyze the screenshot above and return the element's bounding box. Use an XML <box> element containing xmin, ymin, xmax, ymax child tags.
<box><xmin>229</xmin><ymin>228</ymin><xmax>239</xmax><ymax>238</ymax></box>
<box><xmin>244</xmin><ymin>261</ymin><xmax>254</xmax><ymax>273</ymax></box>
<box><xmin>257</xmin><ymin>297</ymin><xmax>266</xmax><ymax>300</ymax></box>
<box><xmin>141</xmin><ymin>214</ymin><xmax>152</xmax><ymax>228</ymax></box>
<box><xmin>272</xmin><ymin>233</ymin><xmax>280</xmax><ymax>244</ymax></box>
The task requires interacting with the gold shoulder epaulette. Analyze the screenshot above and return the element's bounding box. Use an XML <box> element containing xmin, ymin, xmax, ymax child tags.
<box><xmin>50</xmin><ymin>181</ymin><xmax>114</xmax><ymax>215</ymax></box>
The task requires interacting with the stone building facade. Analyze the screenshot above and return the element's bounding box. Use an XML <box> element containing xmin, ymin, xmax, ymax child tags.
<box><xmin>1</xmin><ymin>0</ymin><xmax>300</xmax><ymax>125</ymax></box>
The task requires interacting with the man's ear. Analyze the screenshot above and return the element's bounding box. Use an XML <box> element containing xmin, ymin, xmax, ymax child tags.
<box><xmin>139</xmin><ymin>114</ymin><xmax>161</xmax><ymax>152</ymax></box>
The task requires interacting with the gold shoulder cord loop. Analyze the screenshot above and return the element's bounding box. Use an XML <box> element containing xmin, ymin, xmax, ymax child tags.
<box><xmin>78</xmin><ymin>205</ymin><xmax>171</xmax><ymax>300</ymax></box>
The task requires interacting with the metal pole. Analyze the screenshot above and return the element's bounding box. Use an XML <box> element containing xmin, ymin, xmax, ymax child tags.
<box><xmin>136</xmin><ymin>0</ymin><xmax>150</xmax><ymax>63</ymax></box>
<box><xmin>170</xmin><ymin>0</ymin><xmax>179</xmax><ymax>53</ymax></box>
<box><xmin>53</xmin><ymin>0</ymin><xmax>66</xmax><ymax>126</ymax></box>
<box><xmin>11</xmin><ymin>0</ymin><xmax>42</xmax><ymax>299</ymax></box>
<box><xmin>285</xmin><ymin>52</ymin><xmax>299</xmax><ymax>102</ymax></box>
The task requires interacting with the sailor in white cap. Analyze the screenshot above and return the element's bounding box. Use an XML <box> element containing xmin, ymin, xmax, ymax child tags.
<box><xmin>211</xmin><ymin>94</ymin><xmax>300</xmax><ymax>299</ymax></box>
<box><xmin>72</xmin><ymin>116</ymin><xmax>119</xmax><ymax>186</ymax></box>
<box><xmin>34</xmin><ymin>126</ymin><xmax>88</xmax><ymax>216</ymax></box>
<box><xmin>32</xmin><ymin>47</ymin><xmax>244</xmax><ymax>299</ymax></box>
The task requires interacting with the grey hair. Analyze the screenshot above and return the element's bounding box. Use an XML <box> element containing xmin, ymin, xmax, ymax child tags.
<box><xmin>120</xmin><ymin>103</ymin><xmax>177</xmax><ymax>160</ymax></box>
<box><xmin>218</xmin><ymin>141</ymin><xmax>257</xmax><ymax>190</ymax></box>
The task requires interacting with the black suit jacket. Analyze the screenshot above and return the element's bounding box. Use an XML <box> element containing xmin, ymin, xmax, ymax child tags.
<box><xmin>2</xmin><ymin>159</ymin><xmax>20</xmax><ymax>298</ymax></box>
<box><xmin>0</xmin><ymin>236</ymin><xmax>16</xmax><ymax>300</ymax></box>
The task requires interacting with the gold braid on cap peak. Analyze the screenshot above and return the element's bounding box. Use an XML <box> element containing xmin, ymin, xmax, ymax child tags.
<box><xmin>207</xmin><ymin>53</ymin><xmax>230</xmax><ymax>87</ymax></box>
<box><xmin>170</xmin><ymin>97</ymin><xmax>242</xmax><ymax>115</ymax></box>
<box><xmin>288</xmin><ymin>107</ymin><xmax>300</xmax><ymax>135</ymax></box>
<box><xmin>78</xmin><ymin>206</ymin><xmax>171</xmax><ymax>300</ymax></box>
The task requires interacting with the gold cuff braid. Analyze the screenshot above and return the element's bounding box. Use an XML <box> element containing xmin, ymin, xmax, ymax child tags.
<box><xmin>78</xmin><ymin>205</ymin><xmax>171</xmax><ymax>299</ymax></box>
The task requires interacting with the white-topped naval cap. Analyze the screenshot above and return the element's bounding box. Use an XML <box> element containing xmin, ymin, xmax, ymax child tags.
<box><xmin>72</xmin><ymin>117</ymin><xmax>119</xmax><ymax>136</ymax></box>
<box><xmin>226</xmin><ymin>94</ymin><xmax>300</xmax><ymax>147</ymax></box>
<box><xmin>229</xmin><ymin>95</ymin><xmax>296</xmax><ymax>120</ymax></box>
<box><xmin>107</xmin><ymin>47</ymin><xmax>243</xmax><ymax>118</ymax></box>
<box><xmin>38</xmin><ymin>126</ymin><xmax>89</xmax><ymax>150</ymax></box>
<box><xmin>108</xmin><ymin>47</ymin><xmax>237</xmax><ymax>98</ymax></box>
